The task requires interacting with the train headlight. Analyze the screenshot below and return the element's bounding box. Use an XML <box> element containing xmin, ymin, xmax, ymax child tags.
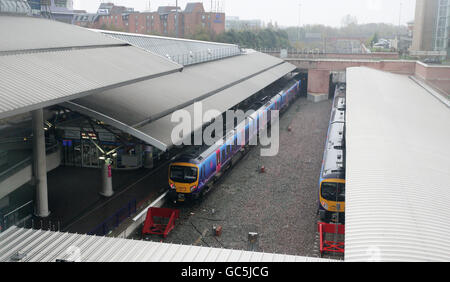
<box><xmin>190</xmin><ymin>185</ymin><xmax>197</xmax><ymax>192</ymax></box>
<box><xmin>170</xmin><ymin>183</ymin><xmax>176</xmax><ymax>190</ymax></box>
<box><xmin>322</xmin><ymin>201</ymin><xmax>328</xmax><ymax>210</ymax></box>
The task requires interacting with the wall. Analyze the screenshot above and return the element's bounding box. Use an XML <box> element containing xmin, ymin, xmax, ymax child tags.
<box><xmin>287</xmin><ymin>58</ymin><xmax>450</xmax><ymax>95</ymax></box>
<box><xmin>264</xmin><ymin>51</ymin><xmax>400</xmax><ymax>60</ymax></box>
<box><xmin>411</xmin><ymin>0</ymin><xmax>439</xmax><ymax>51</ymax></box>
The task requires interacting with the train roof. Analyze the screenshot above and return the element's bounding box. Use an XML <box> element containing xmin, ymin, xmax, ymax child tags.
<box><xmin>278</xmin><ymin>79</ymin><xmax>299</xmax><ymax>94</ymax></box>
<box><xmin>330</xmin><ymin>108</ymin><xmax>345</xmax><ymax>124</ymax></box>
<box><xmin>327</xmin><ymin>122</ymin><xmax>345</xmax><ymax>149</ymax></box>
<box><xmin>334</xmin><ymin>97</ymin><xmax>346</xmax><ymax>111</ymax></box>
<box><xmin>334</xmin><ymin>84</ymin><xmax>346</xmax><ymax>100</ymax></box>
<box><xmin>322</xmin><ymin>147</ymin><xmax>345</xmax><ymax>180</ymax></box>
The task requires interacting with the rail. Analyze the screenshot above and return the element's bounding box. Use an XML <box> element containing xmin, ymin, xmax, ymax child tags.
<box><xmin>0</xmin><ymin>0</ymin><xmax>31</xmax><ymax>15</ymax></box>
<box><xmin>167</xmin><ymin>47</ymin><xmax>242</xmax><ymax>66</ymax></box>
<box><xmin>0</xmin><ymin>200</ymin><xmax>34</xmax><ymax>233</ymax></box>
<box><xmin>88</xmin><ymin>199</ymin><xmax>137</xmax><ymax>236</ymax></box>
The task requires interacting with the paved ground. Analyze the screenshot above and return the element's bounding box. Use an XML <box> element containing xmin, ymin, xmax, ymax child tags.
<box><xmin>28</xmin><ymin>159</ymin><xmax>171</xmax><ymax>234</ymax></box>
<box><xmin>133</xmin><ymin>97</ymin><xmax>333</xmax><ymax>257</ymax></box>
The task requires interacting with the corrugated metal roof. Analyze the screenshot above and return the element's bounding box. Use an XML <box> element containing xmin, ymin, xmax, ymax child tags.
<box><xmin>0</xmin><ymin>46</ymin><xmax>182</xmax><ymax>119</ymax></box>
<box><xmin>138</xmin><ymin>62</ymin><xmax>296</xmax><ymax>147</ymax></box>
<box><xmin>0</xmin><ymin>16</ymin><xmax>122</xmax><ymax>53</ymax></box>
<box><xmin>66</xmin><ymin>53</ymin><xmax>295</xmax><ymax>150</ymax></box>
<box><xmin>0</xmin><ymin>226</ymin><xmax>333</xmax><ymax>262</ymax></box>
<box><xmin>94</xmin><ymin>29</ymin><xmax>241</xmax><ymax>65</ymax></box>
<box><xmin>345</xmin><ymin>67</ymin><xmax>450</xmax><ymax>262</ymax></box>
<box><xmin>0</xmin><ymin>0</ymin><xmax>31</xmax><ymax>15</ymax></box>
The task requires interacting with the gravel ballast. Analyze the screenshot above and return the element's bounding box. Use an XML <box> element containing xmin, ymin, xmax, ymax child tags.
<box><xmin>135</xmin><ymin>97</ymin><xmax>332</xmax><ymax>257</ymax></box>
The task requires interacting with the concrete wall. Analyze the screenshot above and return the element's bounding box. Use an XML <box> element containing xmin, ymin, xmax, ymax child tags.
<box><xmin>287</xmin><ymin>58</ymin><xmax>450</xmax><ymax>99</ymax></box>
<box><xmin>307</xmin><ymin>69</ymin><xmax>330</xmax><ymax>102</ymax></box>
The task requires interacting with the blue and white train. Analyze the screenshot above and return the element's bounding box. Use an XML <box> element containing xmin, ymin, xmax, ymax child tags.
<box><xmin>168</xmin><ymin>78</ymin><xmax>301</xmax><ymax>202</ymax></box>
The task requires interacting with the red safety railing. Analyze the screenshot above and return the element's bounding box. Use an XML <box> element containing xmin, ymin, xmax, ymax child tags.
<box><xmin>142</xmin><ymin>207</ymin><xmax>179</xmax><ymax>238</ymax></box>
<box><xmin>318</xmin><ymin>222</ymin><xmax>345</xmax><ymax>255</ymax></box>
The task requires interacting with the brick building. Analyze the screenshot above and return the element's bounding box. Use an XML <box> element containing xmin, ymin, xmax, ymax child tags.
<box><xmin>74</xmin><ymin>2</ymin><xmax>225</xmax><ymax>38</ymax></box>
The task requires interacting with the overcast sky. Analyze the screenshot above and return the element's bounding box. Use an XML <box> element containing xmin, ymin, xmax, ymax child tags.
<box><xmin>73</xmin><ymin>0</ymin><xmax>416</xmax><ymax>27</ymax></box>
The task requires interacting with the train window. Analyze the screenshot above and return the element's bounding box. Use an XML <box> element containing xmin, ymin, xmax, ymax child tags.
<box><xmin>170</xmin><ymin>166</ymin><xmax>198</xmax><ymax>184</ymax></box>
<box><xmin>321</xmin><ymin>182</ymin><xmax>345</xmax><ymax>202</ymax></box>
<box><xmin>222</xmin><ymin>150</ymin><xmax>226</xmax><ymax>163</ymax></box>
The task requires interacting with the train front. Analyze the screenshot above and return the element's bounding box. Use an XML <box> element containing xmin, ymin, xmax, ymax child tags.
<box><xmin>319</xmin><ymin>179</ymin><xmax>345</xmax><ymax>223</ymax></box>
<box><xmin>168</xmin><ymin>160</ymin><xmax>201</xmax><ymax>202</ymax></box>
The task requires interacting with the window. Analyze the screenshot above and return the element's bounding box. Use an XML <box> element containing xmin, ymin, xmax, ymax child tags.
<box><xmin>321</xmin><ymin>182</ymin><xmax>345</xmax><ymax>202</ymax></box>
<box><xmin>170</xmin><ymin>166</ymin><xmax>198</xmax><ymax>183</ymax></box>
<box><xmin>222</xmin><ymin>150</ymin><xmax>226</xmax><ymax>163</ymax></box>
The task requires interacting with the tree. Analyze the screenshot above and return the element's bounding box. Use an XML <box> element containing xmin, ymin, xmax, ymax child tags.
<box><xmin>369</xmin><ymin>32</ymin><xmax>379</xmax><ymax>46</ymax></box>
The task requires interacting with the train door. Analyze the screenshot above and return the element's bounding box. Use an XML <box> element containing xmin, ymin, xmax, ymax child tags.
<box><xmin>216</xmin><ymin>149</ymin><xmax>221</xmax><ymax>173</ymax></box>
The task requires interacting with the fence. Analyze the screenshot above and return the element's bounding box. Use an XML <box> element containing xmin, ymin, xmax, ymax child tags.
<box><xmin>0</xmin><ymin>0</ymin><xmax>31</xmax><ymax>15</ymax></box>
<box><xmin>88</xmin><ymin>199</ymin><xmax>137</xmax><ymax>236</ymax></box>
<box><xmin>0</xmin><ymin>200</ymin><xmax>34</xmax><ymax>232</ymax></box>
<box><xmin>167</xmin><ymin>47</ymin><xmax>242</xmax><ymax>66</ymax></box>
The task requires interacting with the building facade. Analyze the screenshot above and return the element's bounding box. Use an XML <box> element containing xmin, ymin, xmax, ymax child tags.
<box><xmin>73</xmin><ymin>2</ymin><xmax>225</xmax><ymax>38</ymax></box>
<box><xmin>434</xmin><ymin>0</ymin><xmax>450</xmax><ymax>52</ymax></box>
<box><xmin>411</xmin><ymin>0</ymin><xmax>449</xmax><ymax>54</ymax></box>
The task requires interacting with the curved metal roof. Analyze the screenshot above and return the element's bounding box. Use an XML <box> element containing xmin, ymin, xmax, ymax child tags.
<box><xmin>345</xmin><ymin>67</ymin><xmax>450</xmax><ymax>262</ymax></box>
<box><xmin>0</xmin><ymin>16</ymin><xmax>121</xmax><ymax>53</ymax></box>
<box><xmin>0</xmin><ymin>16</ymin><xmax>182</xmax><ymax>120</ymax></box>
<box><xmin>94</xmin><ymin>29</ymin><xmax>241</xmax><ymax>66</ymax></box>
<box><xmin>66</xmin><ymin>52</ymin><xmax>295</xmax><ymax>150</ymax></box>
<box><xmin>0</xmin><ymin>226</ymin><xmax>333</xmax><ymax>262</ymax></box>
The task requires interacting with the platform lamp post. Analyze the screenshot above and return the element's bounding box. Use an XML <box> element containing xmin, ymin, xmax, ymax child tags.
<box><xmin>91</xmin><ymin>141</ymin><xmax>121</xmax><ymax>198</ymax></box>
<box><xmin>99</xmin><ymin>156</ymin><xmax>113</xmax><ymax>197</ymax></box>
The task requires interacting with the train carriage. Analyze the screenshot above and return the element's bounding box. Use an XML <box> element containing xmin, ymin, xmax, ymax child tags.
<box><xmin>318</xmin><ymin>83</ymin><xmax>346</xmax><ymax>223</ymax></box>
<box><xmin>168</xmin><ymin>78</ymin><xmax>301</xmax><ymax>202</ymax></box>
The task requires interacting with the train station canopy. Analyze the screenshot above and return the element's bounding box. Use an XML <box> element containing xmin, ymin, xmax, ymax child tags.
<box><xmin>94</xmin><ymin>29</ymin><xmax>241</xmax><ymax>66</ymax></box>
<box><xmin>345</xmin><ymin>67</ymin><xmax>450</xmax><ymax>261</ymax></box>
<box><xmin>0</xmin><ymin>226</ymin><xmax>334</xmax><ymax>262</ymax></box>
<box><xmin>65</xmin><ymin>50</ymin><xmax>296</xmax><ymax>150</ymax></box>
<box><xmin>0</xmin><ymin>15</ymin><xmax>182</xmax><ymax>119</ymax></box>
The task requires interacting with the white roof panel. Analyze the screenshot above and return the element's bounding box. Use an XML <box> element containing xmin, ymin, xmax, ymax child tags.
<box><xmin>136</xmin><ymin>62</ymin><xmax>295</xmax><ymax>148</ymax></box>
<box><xmin>95</xmin><ymin>29</ymin><xmax>241</xmax><ymax>66</ymax></box>
<box><xmin>345</xmin><ymin>67</ymin><xmax>450</xmax><ymax>262</ymax></box>
<box><xmin>0</xmin><ymin>46</ymin><xmax>182</xmax><ymax>119</ymax></box>
<box><xmin>0</xmin><ymin>226</ymin><xmax>336</xmax><ymax>262</ymax></box>
<box><xmin>67</xmin><ymin>53</ymin><xmax>295</xmax><ymax>150</ymax></box>
<box><xmin>0</xmin><ymin>16</ymin><xmax>122</xmax><ymax>52</ymax></box>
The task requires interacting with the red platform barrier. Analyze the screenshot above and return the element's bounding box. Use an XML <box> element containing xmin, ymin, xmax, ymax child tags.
<box><xmin>318</xmin><ymin>222</ymin><xmax>345</xmax><ymax>256</ymax></box>
<box><xmin>142</xmin><ymin>207</ymin><xmax>180</xmax><ymax>238</ymax></box>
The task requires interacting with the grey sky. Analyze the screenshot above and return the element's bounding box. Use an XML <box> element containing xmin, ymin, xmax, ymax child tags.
<box><xmin>73</xmin><ymin>0</ymin><xmax>416</xmax><ymax>27</ymax></box>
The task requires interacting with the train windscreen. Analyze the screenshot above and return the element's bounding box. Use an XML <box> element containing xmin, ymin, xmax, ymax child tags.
<box><xmin>170</xmin><ymin>166</ymin><xmax>198</xmax><ymax>183</ymax></box>
<box><xmin>321</xmin><ymin>182</ymin><xmax>345</xmax><ymax>202</ymax></box>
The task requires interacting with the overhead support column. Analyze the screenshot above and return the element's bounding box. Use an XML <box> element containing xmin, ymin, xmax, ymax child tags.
<box><xmin>99</xmin><ymin>158</ymin><xmax>114</xmax><ymax>197</ymax></box>
<box><xmin>32</xmin><ymin>108</ymin><xmax>50</xmax><ymax>218</ymax></box>
<box><xmin>307</xmin><ymin>69</ymin><xmax>330</xmax><ymax>102</ymax></box>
